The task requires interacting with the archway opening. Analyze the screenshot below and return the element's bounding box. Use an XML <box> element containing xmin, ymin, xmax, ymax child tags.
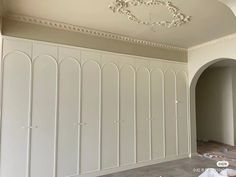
<box><xmin>194</xmin><ymin>59</ymin><xmax>236</xmax><ymax>163</ymax></box>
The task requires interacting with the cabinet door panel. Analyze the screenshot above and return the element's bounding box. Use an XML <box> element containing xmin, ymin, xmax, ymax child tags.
<box><xmin>120</xmin><ymin>66</ymin><xmax>135</xmax><ymax>166</ymax></box>
<box><xmin>151</xmin><ymin>69</ymin><xmax>165</xmax><ymax>159</ymax></box>
<box><xmin>57</xmin><ymin>59</ymin><xmax>81</xmax><ymax>176</ymax></box>
<box><xmin>164</xmin><ymin>70</ymin><xmax>177</xmax><ymax>157</ymax></box>
<box><xmin>101</xmin><ymin>63</ymin><xmax>119</xmax><ymax>169</ymax></box>
<box><xmin>31</xmin><ymin>56</ymin><xmax>57</xmax><ymax>177</ymax></box>
<box><xmin>81</xmin><ymin>61</ymin><xmax>100</xmax><ymax>173</ymax></box>
<box><xmin>177</xmin><ymin>72</ymin><xmax>189</xmax><ymax>155</ymax></box>
<box><xmin>136</xmin><ymin>67</ymin><xmax>150</xmax><ymax>162</ymax></box>
<box><xmin>1</xmin><ymin>53</ymin><xmax>31</xmax><ymax>177</ymax></box>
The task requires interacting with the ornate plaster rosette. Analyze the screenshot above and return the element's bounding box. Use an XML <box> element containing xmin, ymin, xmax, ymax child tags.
<box><xmin>109</xmin><ymin>0</ymin><xmax>191</xmax><ymax>28</ymax></box>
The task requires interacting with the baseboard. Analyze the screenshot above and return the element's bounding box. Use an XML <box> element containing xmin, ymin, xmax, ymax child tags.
<box><xmin>69</xmin><ymin>154</ymin><xmax>190</xmax><ymax>177</ymax></box>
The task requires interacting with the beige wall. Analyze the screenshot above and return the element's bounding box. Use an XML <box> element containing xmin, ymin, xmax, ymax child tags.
<box><xmin>188</xmin><ymin>34</ymin><xmax>236</xmax><ymax>154</ymax></box>
<box><xmin>2</xmin><ymin>18</ymin><xmax>187</xmax><ymax>62</ymax></box>
<box><xmin>196</xmin><ymin>67</ymin><xmax>234</xmax><ymax>146</ymax></box>
<box><xmin>232</xmin><ymin>68</ymin><xmax>236</xmax><ymax>145</ymax></box>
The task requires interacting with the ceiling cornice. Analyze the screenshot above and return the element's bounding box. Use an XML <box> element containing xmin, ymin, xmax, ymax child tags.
<box><xmin>5</xmin><ymin>13</ymin><xmax>187</xmax><ymax>51</ymax></box>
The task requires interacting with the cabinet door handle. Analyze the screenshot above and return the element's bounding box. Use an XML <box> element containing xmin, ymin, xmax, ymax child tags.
<box><xmin>113</xmin><ymin>120</ymin><xmax>125</xmax><ymax>124</ymax></box>
<box><xmin>114</xmin><ymin>120</ymin><xmax>119</xmax><ymax>124</ymax></box>
<box><xmin>74</xmin><ymin>122</ymin><xmax>87</xmax><ymax>126</ymax></box>
<box><xmin>21</xmin><ymin>126</ymin><xmax>38</xmax><ymax>129</ymax></box>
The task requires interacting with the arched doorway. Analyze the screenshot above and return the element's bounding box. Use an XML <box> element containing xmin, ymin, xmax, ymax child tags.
<box><xmin>190</xmin><ymin>58</ymin><xmax>236</xmax><ymax>159</ymax></box>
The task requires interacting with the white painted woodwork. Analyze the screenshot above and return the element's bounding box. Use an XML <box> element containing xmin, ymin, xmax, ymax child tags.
<box><xmin>1</xmin><ymin>37</ymin><xmax>189</xmax><ymax>177</ymax></box>
<box><xmin>136</xmin><ymin>67</ymin><xmax>150</xmax><ymax>162</ymax></box>
<box><xmin>1</xmin><ymin>52</ymin><xmax>31</xmax><ymax>177</ymax></box>
<box><xmin>119</xmin><ymin>65</ymin><xmax>135</xmax><ymax>166</ymax></box>
<box><xmin>30</xmin><ymin>56</ymin><xmax>57</xmax><ymax>177</ymax></box>
<box><xmin>176</xmin><ymin>72</ymin><xmax>189</xmax><ymax>155</ymax></box>
<box><xmin>151</xmin><ymin>69</ymin><xmax>165</xmax><ymax>159</ymax></box>
<box><xmin>164</xmin><ymin>70</ymin><xmax>177</xmax><ymax>157</ymax></box>
<box><xmin>80</xmin><ymin>60</ymin><xmax>100</xmax><ymax>174</ymax></box>
<box><xmin>101</xmin><ymin>63</ymin><xmax>119</xmax><ymax>169</ymax></box>
<box><xmin>57</xmin><ymin>58</ymin><xmax>81</xmax><ymax>177</ymax></box>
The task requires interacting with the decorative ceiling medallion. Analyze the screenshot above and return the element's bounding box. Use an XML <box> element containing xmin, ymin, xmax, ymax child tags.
<box><xmin>109</xmin><ymin>0</ymin><xmax>191</xmax><ymax>28</ymax></box>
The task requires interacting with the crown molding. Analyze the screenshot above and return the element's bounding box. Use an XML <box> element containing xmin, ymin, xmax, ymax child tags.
<box><xmin>5</xmin><ymin>13</ymin><xmax>187</xmax><ymax>51</ymax></box>
<box><xmin>188</xmin><ymin>32</ymin><xmax>236</xmax><ymax>51</ymax></box>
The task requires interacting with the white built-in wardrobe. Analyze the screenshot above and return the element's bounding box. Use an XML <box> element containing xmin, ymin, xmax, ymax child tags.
<box><xmin>1</xmin><ymin>37</ymin><xmax>189</xmax><ymax>177</ymax></box>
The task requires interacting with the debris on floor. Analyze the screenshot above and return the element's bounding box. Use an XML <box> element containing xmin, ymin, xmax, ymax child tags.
<box><xmin>199</xmin><ymin>168</ymin><xmax>236</xmax><ymax>177</ymax></box>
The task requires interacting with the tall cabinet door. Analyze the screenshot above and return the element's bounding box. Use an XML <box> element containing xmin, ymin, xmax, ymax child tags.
<box><xmin>101</xmin><ymin>63</ymin><xmax>119</xmax><ymax>169</ymax></box>
<box><xmin>30</xmin><ymin>56</ymin><xmax>57</xmax><ymax>177</ymax></box>
<box><xmin>136</xmin><ymin>67</ymin><xmax>150</xmax><ymax>162</ymax></box>
<box><xmin>177</xmin><ymin>72</ymin><xmax>189</xmax><ymax>155</ymax></box>
<box><xmin>165</xmin><ymin>70</ymin><xmax>177</xmax><ymax>157</ymax></box>
<box><xmin>1</xmin><ymin>52</ymin><xmax>31</xmax><ymax>177</ymax></box>
<box><xmin>57</xmin><ymin>58</ymin><xmax>81</xmax><ymax>177</ymax></box>
<box><xmin>151</xmin><ymin>69</ymin><xmax>165</xmax><ymax>159</ymax></box>
<box><xmin>120</xmin><ymin>65</ymin><xmax>135</xmax><ymax>166</ymax></box>
<box><xmin>80</xmin><ymin>61</ymin><xmax>100</xmax><ymax>174</ymax></box>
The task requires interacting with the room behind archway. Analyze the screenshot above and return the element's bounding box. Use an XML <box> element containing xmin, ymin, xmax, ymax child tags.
<box><xmin>196</xmin><ymin>60</ymin><xmax>236</xmax><ymax>165</ymax></box>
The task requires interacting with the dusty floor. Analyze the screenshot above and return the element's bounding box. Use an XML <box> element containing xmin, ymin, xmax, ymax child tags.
<box><xmin>198</xmin><ymin>141</ymin><xmax>236</xmax><ymax>166</ymax></box>
<box><xmin>101</xmin><ymin>156</ymin><xmax>219</xmax><ymax>177</ymax></box>
<box><xmin>101</xmin><ymin>142</ymin><xmax>236</xmax><ymax>177</ymax></box>
<box><xmin>197</xmin><ymin>141</ymin><xmax>235</xmax><ymax>155</ymax></box>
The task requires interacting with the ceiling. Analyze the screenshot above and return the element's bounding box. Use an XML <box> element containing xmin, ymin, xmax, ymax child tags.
<box><xmin>3</xmin><ymin>0</ymin><xmax>236</xmax><ymax>48</ymax></box>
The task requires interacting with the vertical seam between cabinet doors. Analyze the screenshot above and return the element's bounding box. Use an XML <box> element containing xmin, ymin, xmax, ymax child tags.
<box><xmin>163</xmin><ymin>71</ymin><xmax>166</xmax><ymax>158</ymax></box>
<box><xmin>134</xmin><ymin>70</ymin><xmax>137</xmax><ymax>163</ymax></box>
<box><xmin>117</xmin><ymin>69</ymin><xmax>120</xmax><ymax>167</ymax></box>
<box><xmin>149</xmin><ymin>70</ymin><xmax>152</xmax><ymax>161</ymax></box>
<box><xmin>53</xmin><ymin>47</ymin><xmax>59</xmax><ymax>177</ymax></box>
<box><xmin>174</xmin><ymin>72</ymin><xmax>179</xmax><ymax>156</ymax></box>
<box><xmin>26</xmin><ymin>42</ymin><xmax>33</xmax><ymax>177</ymax></box>
<box><xmin>77</xmin><ymin>52</ymin><xmax>82</xmax><ymax>175</ymax></box>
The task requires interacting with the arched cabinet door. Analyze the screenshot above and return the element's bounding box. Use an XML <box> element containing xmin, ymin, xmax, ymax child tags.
<box><xmin>101</xmin><ymin>63</ymin><xmax>119</xmax><ymax>169</ymax></box>
<box><xmin>136</xmin><ymin>67</ymin><xmax>150</xmax><ymax>162</ymax></box>
<box><xmin>164</xmin><ymin>70</ymin><xmax>177</xmax><ymax>157</ymax></box>
<box><xmin>30</xmin><ymin>56</ymin><xmax>57</xmax><ymax>177</ymax></box>
<box><xmin>176</xmin><ymin>72</ymin><xmax>189</xmax><ymax>155</ymax></box>
<box><xmin>80</xmin><ymin>61</ymin><xmax>100</xmax><ymax>174</ymax></box>
<box><xmin>120</xmin><ymin>65</ymin><xmax>135</xmax><ymax>166</ymax></box>
<box><xmin>57</xmin><ymin>58</ymin><xmax>81</xmax><ymax>177</ymax></box>
<box><xmin>151</xmin><ymin>69</ymin><xmax>165</xmax><ymax>159</ymax></box>
<box><xmin>1</xmin><ymin>52</ymin><xmax>31</xmax><ymax>177</ymax></box>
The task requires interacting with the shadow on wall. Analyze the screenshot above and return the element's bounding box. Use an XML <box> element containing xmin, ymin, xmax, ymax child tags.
<box><xmin>196</xmin><ymin>64</ymin><xmax>236</xmax><ymax>146</ymax></box>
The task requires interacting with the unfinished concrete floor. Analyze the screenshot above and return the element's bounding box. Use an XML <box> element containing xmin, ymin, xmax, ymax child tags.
<box><xmin>102</xmin><ymin>142</ymin><xmax>236</xmax><ymax>177</ymax></box>
<box><xmin>102</xmin><ymin>154</ymin><xmax>236</xmax><ymax>177</ymax></box>
<box><xmin>101</xmin><ymin>156</ymin><xmax>223</xmax><ymax>177</ymax></box>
